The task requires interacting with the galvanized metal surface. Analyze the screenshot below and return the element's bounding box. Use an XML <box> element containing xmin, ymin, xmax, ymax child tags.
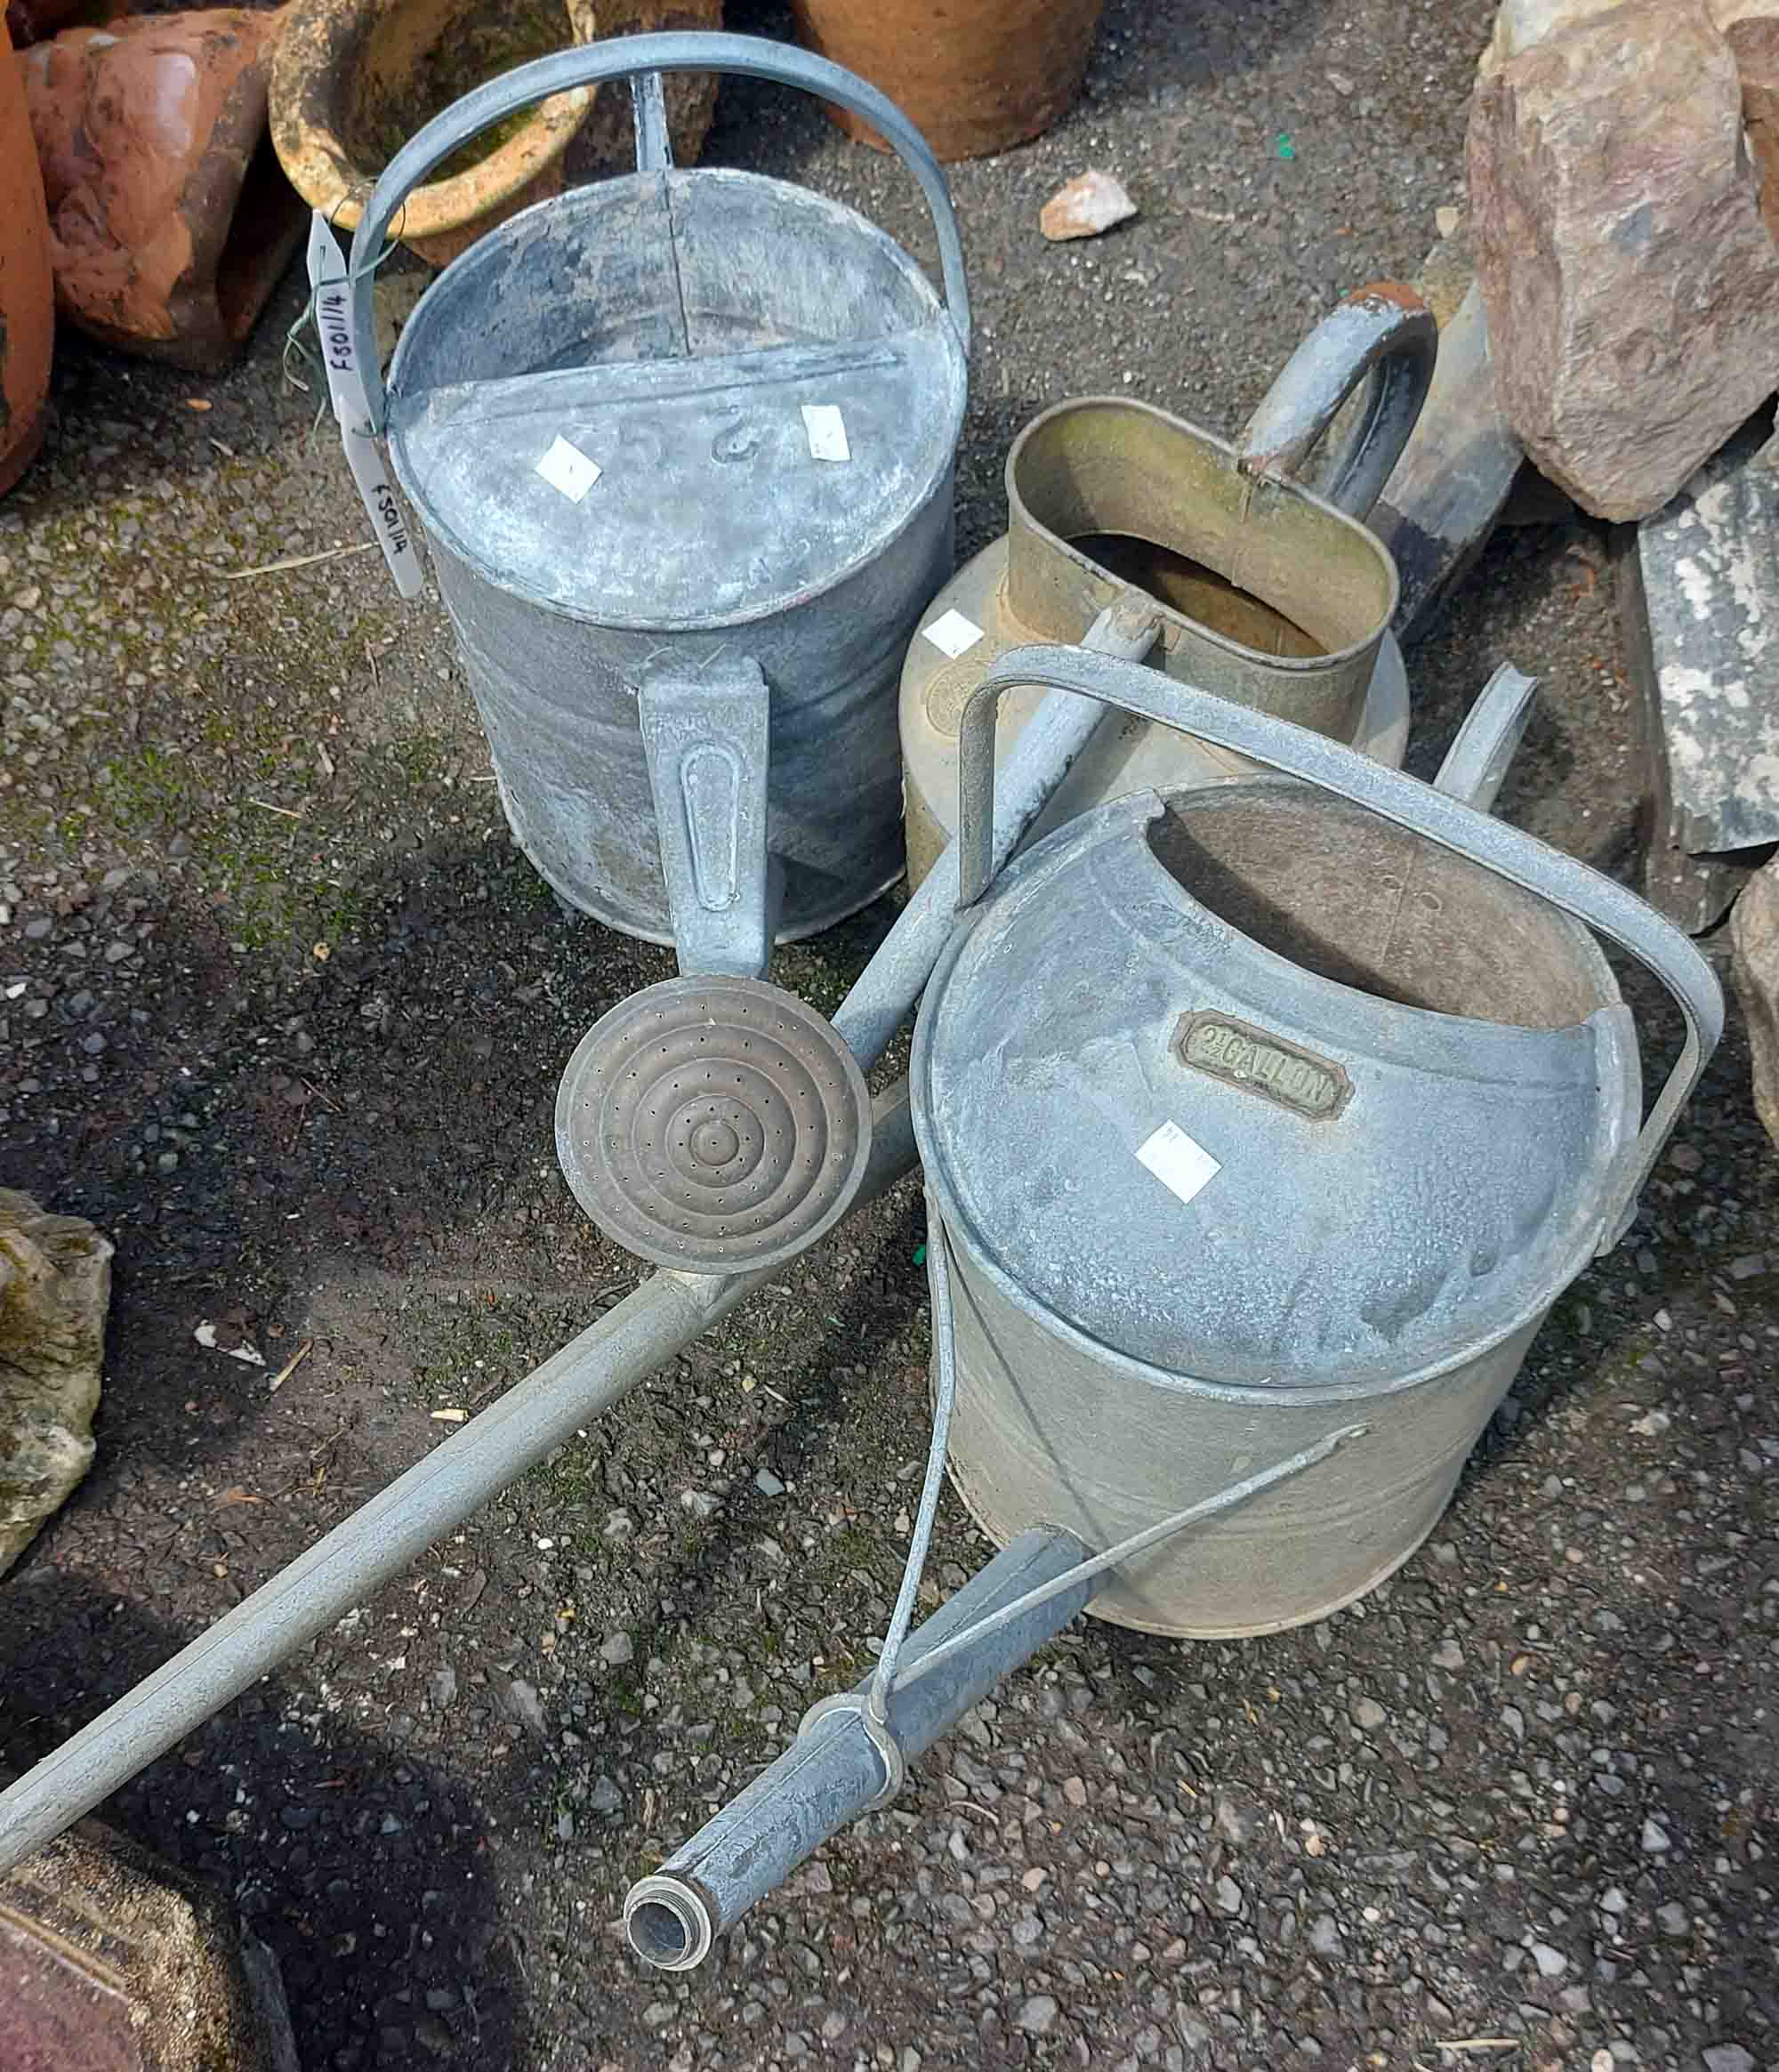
<box><xmin>0</xmin><ymin>1087</ymin><xmax>919</xmax><ymax>1882</ymax></box>
<box><xmin>554</xmin><ymin>975</ymin><xmax>873</xmax><ymax>1270</ymax></box>
<box><xmin>624</xmin><ymin>1527</ymin><xmax>1096</xmax><ymax>1971</ymax></box>
<box><xmin>0</xmin><ymin>608</ymin><xmax>1167</xmax><ymax>1878</ymax></box>
<box><xmin>353</xmin><ymin>36</ymin><xmax>970</xmax><ymax>950</ymax></box>
<box><xmin>1000</xmin><ymin>391</ymin><xmax>1397</xmax><ymax>742</ymax></box>
<box><xmin>897</xmin><ymin>535</ymin><xmax>1413</xmax><ymax>891</ymax></box>
<box><xmin>909</xmin><ymin>643</ymin><xmax>1721</xmax><ymax>1634</ymax></box>
<box><xmin>1236</xmin><ymin>281</ymin><xmax>1436</xmax><ymax>520</ymax></box>
<box><xmin>898</xmin><ymin>288</ymin><xmax>1434</xmax><ymax>889</ymax></box>
<box><xmin>833</xmin><ymin>601</ymin><xmax>1162</xmax><ymax>1067</ymax></box>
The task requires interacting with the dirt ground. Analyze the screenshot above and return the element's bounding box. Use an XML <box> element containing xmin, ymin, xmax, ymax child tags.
<box><xmin>2</xmin><ymin>0</ymin><xmax>1775</xmax><ymax>2067</ymax></box>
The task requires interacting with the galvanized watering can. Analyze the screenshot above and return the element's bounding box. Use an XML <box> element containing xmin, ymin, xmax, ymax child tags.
<box><xmin>911</xmin><ymin>646</ymin><xmax>1724</xmax><ymax>1637</ymax></box>
<box><xmin>899</xmin><ymin>286</ymin><xmax>1437</xmax><ymax>888</ymax></box>
<box><xmin>346</xmin><ymin>33</ymin><xmax>970</xmax><ymax>976</ymax></box>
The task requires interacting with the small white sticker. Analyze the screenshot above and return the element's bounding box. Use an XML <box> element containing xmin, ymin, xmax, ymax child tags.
<box><xmin>801</xmin><ymin>402</ymin><xmax>851</xmax><ymax>462</ymax></box>
<box><xmin>922</xmin><ymin>608</ymin><xmax>984</xmax><ymax>659</ymax></box>
<box><xmin>535</xmin><ymin>434</ymin><xmax>603</xmax><ymax>502</ymax></box>
<box><xmin>1136</xmin><ymin>1120</ymin><xmax>1220</xmax><ymax>1206</ymax></box>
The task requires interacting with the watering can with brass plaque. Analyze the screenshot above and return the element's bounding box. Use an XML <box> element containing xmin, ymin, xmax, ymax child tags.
<box><xmin>910</xmin><ymin>648</ymin><xmax>1723</xmax><ymax>1638</ymax></box>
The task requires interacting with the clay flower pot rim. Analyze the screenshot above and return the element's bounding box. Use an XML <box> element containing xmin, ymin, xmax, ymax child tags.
<box><xmin>269</xmin><ymin>0</ymin><xmax>596</xmax><ymax>246</ymax></box>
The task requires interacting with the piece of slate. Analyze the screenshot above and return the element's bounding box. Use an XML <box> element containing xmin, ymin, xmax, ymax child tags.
<box><xmin>1617</xmin><ymin>406</ymin><xmax>1779</xmax><ymax>931</ymax></box>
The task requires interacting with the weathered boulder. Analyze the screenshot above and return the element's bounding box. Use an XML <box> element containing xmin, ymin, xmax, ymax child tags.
<box><xmin>1468</xmin><ymin>2</ymin><xmax>1779</xmax><ymax>519</ymax></box>
<box><xmin>1478</xmin><ymin>0</ymin><xmax>1634</xmax><ymax>72</ymax></box>
<box><xmin>0</xmin><ymin>1189</ymin><xmax>109</xmax><ymax>1580</ymax></box>
<box><xmin>1715</xmin><ymin>4</ymin><xmax>1779</xmax><ymax>242</ymax></box>
<box><xmin>1733</xmin><ymin>857</ymin><xmax>1779</xmax><ymax>1149</ymax></box>
<box><xmin>0</xmin><ymin>1815</ymin><xmax>299</xmax><ymax>2071</ymax></box>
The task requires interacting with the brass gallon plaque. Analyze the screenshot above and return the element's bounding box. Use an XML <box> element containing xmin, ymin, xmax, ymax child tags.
<box><xmin>1173</xmin><ymin>1012</ymin><xmax>1352</xmax><ymax>1121</ymax></box>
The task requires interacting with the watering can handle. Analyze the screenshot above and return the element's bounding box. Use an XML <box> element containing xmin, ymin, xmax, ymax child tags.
<box><xmin>348</xmin><ymin>33</ymin><xmax>970</xmax><ymax>434</ymax></box>
<box><xmin>954</xmin><ymin>644</ymin><xmax>1724</xmax><ymax>1254</ymax></box>
<box><xmin>1238</xmin><ymin>283</ymin><xmax>1437</xmax><ymax>520</ymax></box>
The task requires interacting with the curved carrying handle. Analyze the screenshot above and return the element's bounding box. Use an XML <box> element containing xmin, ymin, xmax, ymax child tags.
<box><xmin>349</xmin><ymin>32</ymin><xmax>970</xmax><ymax>433</ymax></box>
<box><xmin>1238</xmin><ymin>283</ymin><xmax>1437</xmax><ymax>520</ymax></box>
<box><xmin>954</xmin><ymin>643</ymin><xmax>1723</xmax><ymax>1253</ymax></box>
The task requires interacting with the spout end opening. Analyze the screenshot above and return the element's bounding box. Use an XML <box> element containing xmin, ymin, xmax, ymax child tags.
<box><xmin>625</xmin><ymin>1877</ymin><xmax>713</xmax><ymax>1971</ymax></box>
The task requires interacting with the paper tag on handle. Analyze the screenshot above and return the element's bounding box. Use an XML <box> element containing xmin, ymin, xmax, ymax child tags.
<box><xmin>307</xmin><ymin>210</ymin><xmax>422</xmax><ymax>598</ymax></box>
<box><xmin>343</xmin><ymin>429</ymin><xmax>424</xmax><ymax>598</ymax></box>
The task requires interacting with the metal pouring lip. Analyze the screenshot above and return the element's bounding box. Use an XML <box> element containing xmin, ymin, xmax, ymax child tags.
<box><xmin>1002</xmin><ymin>393</ymin><xmax>1402</xmax><ymax>673</ymax></box>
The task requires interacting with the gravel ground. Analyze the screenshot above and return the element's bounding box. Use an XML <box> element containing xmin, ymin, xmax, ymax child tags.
<box><xmin>2</xmin><ymin>0</ymin><xmax>1775</xmax><ymax>2068</ymax></box>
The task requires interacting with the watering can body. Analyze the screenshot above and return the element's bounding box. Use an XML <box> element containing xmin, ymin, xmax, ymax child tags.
<box><xmin>910</xmin><ymin>648</ymin><xmax>1722</xmax><ymax>1638</ymax></box>
<box><xmin>352</xmin><ymin>36</ymin><xmax>971</xmax><ymax>975</ymax></box>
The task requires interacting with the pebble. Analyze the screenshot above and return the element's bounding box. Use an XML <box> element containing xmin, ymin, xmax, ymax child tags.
<box><xmin>1211</xmin><ymin>1875</ymin><xmax>1243</xmax><ymax>1915</ymax></box>
<box><xmin>1063</xmin><ymin>1776</ymin><xmax>1088</xmax><ymax>1808</ymax></box>
<box><xmin>600</xmin><ymin>1630</ymin><xmax>634</xmax><ymax>1666</ymax></box>
<box><xmin>1039</xmin><ymin>170</ymin><xmax>1138</xmax><ymax>241</ymax></box>
<box><xmin>1703</xmin><ymin>2050</ymin><xmax>1755</xmax><ymax>2072</ymax></box>
<box><xmin>680</xmin><ymin>1489</ymin><xmax>720</xmax><ymax>1520</ymax></box>
<box><xmin>506</xmin><ymin>1679</ymin><xmax>547</xmax><ymax>1735</ymax></box>
<box><xmin>23</xmin><ymin>916</ymin><xmax>51</xmax><ymax>940</ymax></box>
<box><xmin>1213</xmin><ymin>1786</ymin><xmax>1261</xmax><ymax>1844</ymax></box>
<box><xmin>1350</xmin><ymin>1696</ymin><xmax>1386</xmax><ymax>1729</ymax></box>
<box><xmin>429</xmin><ymin>1666</ymin><xmax>456</xmax><ymax>1708</ymax></box>
<box><xmin>1530</xmin><ymin>1942</ymin><xmax>1567</xmax><ymax>1979</ymax></box>
<box><xmin>1655</xmin><ymin>1901</ymin><xmax>1688</xmax><ymax>1935</ymax></box>
<box><xmin>1641</xmin><ymin>1817</ymin><xmax>1672</xmax><ymax>1854</ymax></box>
<box><xmin>1728</xmin><ymin>1255</ymin><xmax>1765</xmax><ymax>1280</ymax></box>
<box><xmin>754</xmin><ymin>1468</ymin><xmax>785</xmax><ymax>1497</ymax></box>
<box><xmin>1432</xmin><ymin>1639</ymin><xmax>1465</xmax><ymax>1671</ymax></box>
<box><xmin>1308</xmin><ymin>1915</ymin><xmax>1341</xmax><ymax>1956</ymax></box>
<box><xmin>1016</xmin><ymin>1995</ymin><xmax>1059</xmax><ymax>2036</ymax></box>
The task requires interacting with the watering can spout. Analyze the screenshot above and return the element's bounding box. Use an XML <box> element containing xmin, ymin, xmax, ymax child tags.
<box><xmin>624</xmin><ymin>1528</ymin><xmax>1096</xmax><ymax>1971</ymax></box>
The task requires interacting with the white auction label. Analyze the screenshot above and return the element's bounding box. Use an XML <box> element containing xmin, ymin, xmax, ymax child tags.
<box><xmin>306</xmin><ymin>213</ymin><xmax>423</xmax><ymax>598</ymax></box>
<box><xmin>1135</xmin><ymin>1120</ymin><xmax>1221</xmax><ymax>1206</ymax></box>
<box><xmin>535</xmin><ymin>434</ymin><xmax>603</xmax><ymax>502</ymax></box>
<box><xmin>921</xmin><ymin>608</ymin><xmax>984</xmax><ymax>659</ymax></box>
<box><xmin>801</xmin><ymin>402</ymin><xmax>851</xmax><ymax>462</ymax></box>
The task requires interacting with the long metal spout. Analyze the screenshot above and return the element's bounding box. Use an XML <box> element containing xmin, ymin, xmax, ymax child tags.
<box><xmin>0</xmin><ymin>603</ymin><xmax>1160</xmax><ymax>1879</ymax></box>
<box><xmin>625</xmin><ymin>1527</ymin><xmax>1095</xmax><ymax>1970</ymax></box>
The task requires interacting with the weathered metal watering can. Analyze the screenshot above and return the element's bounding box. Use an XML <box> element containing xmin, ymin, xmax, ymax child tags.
<box><xmin>608</xmin><ymin>652</ymin><xmax>1723</xmax><ymax>1971</ymax></box>
<box><xmin>911</xmin><ymin>646</ymin><xmax>1725</xmax><ymax>1637</ymax></box>
<box><xmin>899</xmin><ymin>286</ymin><xmax>1437</xmax><ymax>887</ymax></box>
<box><xmin>346</xmin><ymin>33</ymin><xmax>970</xmax><ymax>976</ymax></box>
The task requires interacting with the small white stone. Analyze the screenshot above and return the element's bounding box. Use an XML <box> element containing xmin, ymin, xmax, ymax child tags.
<box><xmin>1041</xmin><ymin>170</ymin><xmax>1138</xmax><ymax>243</ymax></box>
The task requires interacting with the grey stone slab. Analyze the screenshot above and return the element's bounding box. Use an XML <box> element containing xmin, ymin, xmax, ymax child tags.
<box><xmin>1632</xmin><ymin>408</ymin><xmax>1779</xmax><ymax>855</ymax></box>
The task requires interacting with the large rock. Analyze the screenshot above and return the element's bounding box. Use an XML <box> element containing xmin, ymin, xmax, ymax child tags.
<box><xmin>1468</xmin><ymin>2</ymin><xmax>1779</xmax><ymax>520</ymax></box>
<box><xmin>0</xmin><ymin>1189</ymin><xmax>110</xmax><ymax>1580</ymax></box>
<box><xmin>1715</xmin><ymin>4</ymin><xmax>1779</xmax><ymax>242</ymax></box>
<box><xmin>0</xmin><ymin>1815</ymin><xmax>299</xmax><ymax>2071</ymax></box>
<box><xmin>1734</xmin><ymin>856</ymin><xmax>1779</xmax><ymax>1149</ymax></box>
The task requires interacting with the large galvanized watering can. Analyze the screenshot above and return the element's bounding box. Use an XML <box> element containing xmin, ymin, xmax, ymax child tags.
<box><xmin>911</xmin><ymin>645</ymin><xmax>1724</xmax><ymax>1638</ymax></box>
<box><xmin>346</xmin><ymin>33</ymin><xmax>970</xmax><ymax>976</ymax></box>
<box><xmin>899</xmin><ymin>286</ymin><xmax>1437</xmax><ymax>887</ymax></box>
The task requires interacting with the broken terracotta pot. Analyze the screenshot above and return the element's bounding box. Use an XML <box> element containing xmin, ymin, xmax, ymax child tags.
<box><xmin>269</xmin><ymin>0</ymin><xmax>603</xmax><ymax>269</ymax></box>
<box><xmin>0</xmin><ymin>18</ymin><xmax>54</xmax><ymax>496</ymax></box>
<box><xmin>20</xmin><ymin>10</ymin><xmax>307</xmax><ymax>375</ymax></box>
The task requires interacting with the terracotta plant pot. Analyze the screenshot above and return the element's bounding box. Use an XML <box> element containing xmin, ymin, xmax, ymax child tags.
<box><xmin>270</xmin><ymin>0</ymin><xmax>606</xmax><ymax>268</ymax></box>
<box><xmin>20</xmin><ymin>11</ymin><xmax>308</xmax><ymax>374</ymax></box>
<box><xmin>789</xmin><ymin>0</ymin><xmax>1105</xmax><ymax>162</ymax></box>
<box><xmin>0</xmin><ymin>18</ymin><xmax>54</xmax><ymax>495</ymax></box>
